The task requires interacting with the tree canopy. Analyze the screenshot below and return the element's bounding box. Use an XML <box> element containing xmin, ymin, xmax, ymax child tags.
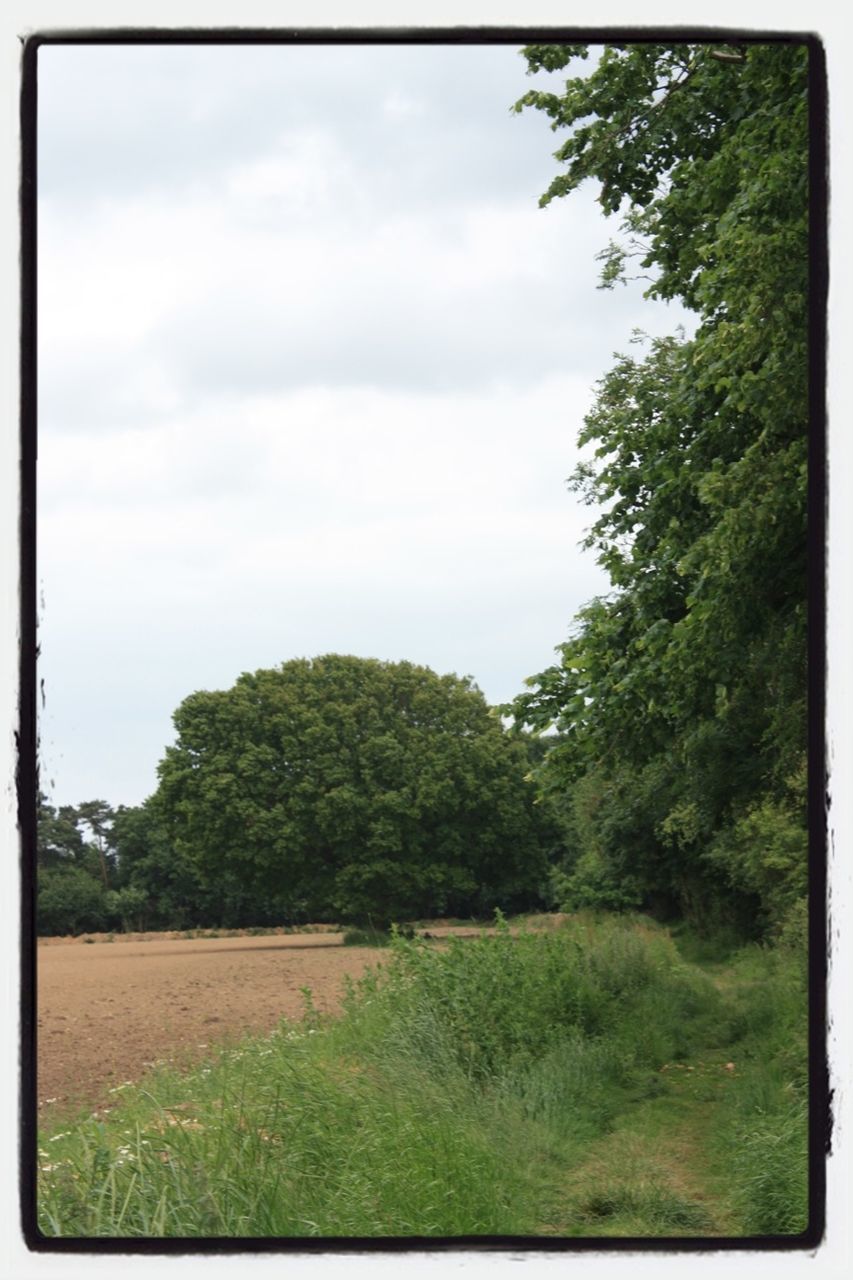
<box><xmin>508</xmin><ymin>41</ymin><xmax>811</xmax><ymax>933</ymax></box>
<box><xmin>156</xmin><ymin>654</ymin><xmax>556</xmax><ymax>925</ymax></box>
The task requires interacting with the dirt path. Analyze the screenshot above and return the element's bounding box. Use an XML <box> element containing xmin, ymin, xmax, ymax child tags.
<box><xmin>37</xmin><ymin>932</ymin><xmax>387</xmax><ymax>1117</ymax></box>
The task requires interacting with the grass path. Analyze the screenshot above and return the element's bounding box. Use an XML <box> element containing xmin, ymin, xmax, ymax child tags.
<box><xmin>538</xmin><ymin>1024</ymin><xmax>745</xmax><ymax>1239</ymax></box>
<box><xmin>538</xmin><ymin>953</ymin><xmax>749</xmax><ymax>1237</ymax></box>
<box><xmin>37</xmin><ymin>917</ymin><xmax>806</xmax><ymax>1240</ymax></box>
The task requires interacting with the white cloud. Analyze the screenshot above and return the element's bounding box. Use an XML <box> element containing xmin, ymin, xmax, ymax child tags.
<box><xmin>40</xmin><ymin>168</ymin><xmax>681</xmax><ymax>430</ymax></box>
<box><xmin>35</xmin><ymin>41</ymin><xmax>688</xmax><ymax>808</ymax></box>
<box><xmin>37</xmin><ymin>375</ymin><xmax>606</xmax><ymax>803</ymax></box>
<box><xmin>382</xmin><ymin>90</ymin><xmax>426</xmax><ymax>120</ymax></box>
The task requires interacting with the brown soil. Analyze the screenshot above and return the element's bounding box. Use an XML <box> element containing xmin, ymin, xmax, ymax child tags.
<box><xmin>36</xmin><ymin>917</ymin><xmax>568</xmax><ymax>1119</ymax></box>
<box><xmin>36</xmin><ymin>931</ymin><xmax>387</xmax><ymax>1118</ymax></box>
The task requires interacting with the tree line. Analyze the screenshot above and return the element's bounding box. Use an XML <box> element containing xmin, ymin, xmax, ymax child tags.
<box><xmin>38</xmin><ymin>41</ymin><xmax>810</xmax><ymax>943</ymax></box>
<box><xmin>37</xmin><ymin>658</ymin><xmax>562</xmax><ymax>935</ymax></box>
<box><xmin>506</xmin><ymin>40</ymin><xmax>810</xmax><ymax>939</ymax></box>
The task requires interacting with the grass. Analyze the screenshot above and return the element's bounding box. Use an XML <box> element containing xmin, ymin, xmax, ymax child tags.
<box><xmin>341</xmin><ymin>925</ymin><xmax>396</xmax><ymax>947</ymax></box>
<box><xmin>37</xmin><ymin>912</ymin><xmax>809</xmax><ymax>1240</ymax></box>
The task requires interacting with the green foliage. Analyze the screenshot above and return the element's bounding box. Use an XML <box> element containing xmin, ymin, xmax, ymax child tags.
<box><xmin>36</xmin><ymin>794</ymin><xmax>87</xmax><ymax>869</ymax></box>
<box><xmin>37</xmin><ymin>916</ymin><xmax>714</xmax><ymax>1238</ymax></box>
<box><xmin>347</xmin><ymin>914</ymin><xmax>720</xmax><ymax>1086</ymax></box>
<box><xmin>341</xmin><ymin>925</ymin><xmax>393</xmax><ymax>947</ymax></box>
<box><xmin>75</xmin><ymin>799</ymin><xmax>115</xmax><ymax>886</ymax></box>
<box><xmin>37</xmin><ymin>865</ymin><xmax>109</xmax><ymax>936</ymax></box>
<box><xmin>509</xmin><ymin>42</ymin><xmax>809</xmax><ymax>933</ymax></box>
<box><xmin>103</xmin><ymin>886</ymin><xmax>148</xmax><ymax>934</ymax></box>
<box><xmin>582</xmin><ymin>1183</ymin><xmax>712</xmax><ymax>1232</ymax></box>
<box><xmin>38</xmin><ymin>1038</ymin><xmax>529</xmax><ymax>1238</ymax></box>
<box><xmin>109</xmin><ymin>797</ymin><xmax>223</xmax><ymax>931</ymax></box>
<box><xmin>37</xmin><ymin>915</ymin><xmax>807</xmax><ymax>1238</ymax></box>
<box><xmin>703</xmin><ymin>763</ymin><xmax>807</xmax><ymax>931</ymax></box>
<box><xmin>729</xmin><ymin>1101</ymin><xmax>809</xmax><ymax>1235</ymax></box>
<box><xmin>156</xmin><ymin>654</ymin><xmax>555</xmax><ymax>925</ymax></box>
<box><xmin>709</xmin><ymin>939</ymin><xmax>809</xmax><ymax>1235</ymax></box>
<box><xmin>550</xmin><ymin>850</ymin><xmax>643</xmax><ymax>913</ymax></box>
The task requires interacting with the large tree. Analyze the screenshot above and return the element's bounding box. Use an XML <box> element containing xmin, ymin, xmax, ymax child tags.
<box><xmin>156</xmin><ymin>654</ymin><xmax>555</xmax><ymax>925</ymax></box>
<box><xmin>508</xmin><ymin>41</ymin><xmax>812</xmax><ymax>932</ymax></box>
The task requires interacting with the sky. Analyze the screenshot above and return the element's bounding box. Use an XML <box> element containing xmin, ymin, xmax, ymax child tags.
<box><xmin>36</xmin><ymin>39</ymin><xmax>689</xmax><ymax>811</ymax></box>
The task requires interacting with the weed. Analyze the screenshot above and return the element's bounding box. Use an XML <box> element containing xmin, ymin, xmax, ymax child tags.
<box><xmin>37</xmin><ymin>913</ymin><xmax>808</xmax><ymax>1240</ymax></box>
<box><xmin>342</xmin><ymin>926</ymin><xmax>391</xmax><ymax>947</ymax></box>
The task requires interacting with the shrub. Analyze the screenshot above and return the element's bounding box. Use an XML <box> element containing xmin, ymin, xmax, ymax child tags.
<box><xmin>37</xmin><ymin>866</ymin><xmax>109</xmax><ymax>936</ymax></box>
<box><xmin>342</xmin><ymin>926</ymin><xmax>392</xmax><ymax>947</ymax></box>
<box><xmin>345</xmin><ymin>913</ymin><xmax>719</xmax><ymax>1085</ymax></box>
<box><xmin>704</xmin><ymin>766</ymin><xmax>807</xmax><ymax>934</ymax></box>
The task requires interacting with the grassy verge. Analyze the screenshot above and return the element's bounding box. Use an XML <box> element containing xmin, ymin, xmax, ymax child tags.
<box><xmin>37</xmin><ymin>912</ymin><xmax>808</xmax><ymax>1239</ymax></box>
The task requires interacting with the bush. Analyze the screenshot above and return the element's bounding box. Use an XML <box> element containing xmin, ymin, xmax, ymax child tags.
<box><xmin>37</xmin><ymin>912</ymin><xmax>807</xmax><ymax>1238</ymax></box>
<box><xmin>551</xmin><ymin>850</ymin><xmax>644</xmax><ymax>913</ymax></box>
<box><xmin>345</xmin><ymin>913</ymin><xmax>719</xmax><ymax>1084</ymax></box>
<box><xmin>104</xmin><ymin>886</ymin><xmax>149</xmax><ymax>933</ymax></box>
<box><xmin>37</xmin><ymin>866</ymin><xmax>109</xmax><ymax>936</ymax></box>
<box><xmin>704</xmin><ymin>766</ymin><xmax>807</xmax><ymax>934</ymax></box>
<box><xmin>341</xmin><ymin>925</ymin><xmax>393</xmax><ymax>947</ymax></box>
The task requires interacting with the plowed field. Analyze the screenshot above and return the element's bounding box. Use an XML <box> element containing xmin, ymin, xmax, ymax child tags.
<box><xmin>37</xmin><ymin>931</ymin><xmax>387</xmax><ymax>1117</ymax></box>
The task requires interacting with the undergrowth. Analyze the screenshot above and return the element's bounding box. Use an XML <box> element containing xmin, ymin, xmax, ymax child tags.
<box><xmin>37</xmin><ymin>912</ymin><xmax>809</xmax><ymax>1240</ymax></box>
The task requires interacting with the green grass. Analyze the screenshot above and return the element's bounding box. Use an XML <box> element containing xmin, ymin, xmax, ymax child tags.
<box><xmin>341</xmin><ymin>925</ymin><xmax>395</xmax><ymax>947</ymax></box>
<box><xmin>37</xmin><ymin>912</ymin><xmax>809</xmax><ymax>1240</ymax></box>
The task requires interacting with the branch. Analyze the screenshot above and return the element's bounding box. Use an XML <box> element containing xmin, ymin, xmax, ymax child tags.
<box><xmin>708</xmin><ymin>49</ymin><xmax>747</xmax><ymax>65</ymax></box>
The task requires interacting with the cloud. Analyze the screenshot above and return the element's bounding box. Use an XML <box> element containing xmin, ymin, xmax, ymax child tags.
<box><xmin>38</xmin><ymin>376</ymin><xmax>608</xmax><ymax>805</ymax></box>
<box><xmin>39</xmin><ymin>41</ymin><xmax>689</xmax><ymax>437</ymax></box>
<box><xmin>40</xmin><ymin>172</ymin><xmax>685</xmax><ymax>430</ymax></box>
<box><xmin>37</xmin><ymin>43</ymin><xmax>568</xmax><ymax>210</ymax></box>
<box><xmin>35</xmin><ymin>40</ymin><xmax>685</xmax><ymax>808</ymax></box>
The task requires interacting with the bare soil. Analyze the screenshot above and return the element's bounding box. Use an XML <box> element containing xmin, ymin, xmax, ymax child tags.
<box><xmin>36</xmin><ymin>931</ymin><xmax>387</xmax><ymax>1117</ymax></box>
<box><xmin>36</xmin><ymin>918</ymin><xmax>568</xmax><ymax>1118</ymax></box>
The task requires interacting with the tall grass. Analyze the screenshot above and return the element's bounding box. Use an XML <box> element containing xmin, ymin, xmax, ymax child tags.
<box><xmin>707</xmin><ymin>937</ymin><xmax>810</xmax><ymax>1235</ymax></box>
<box><xmin>37</xmin><ymin>912</ymin><xmax>808</xmax><ymax>1239</ymax></box>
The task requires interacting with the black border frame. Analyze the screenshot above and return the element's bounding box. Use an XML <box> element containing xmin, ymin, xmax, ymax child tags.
<box><xmin>18</xmin><ymin>24</ymin><xmax>830</xmax><ymax>1257</ymax></box>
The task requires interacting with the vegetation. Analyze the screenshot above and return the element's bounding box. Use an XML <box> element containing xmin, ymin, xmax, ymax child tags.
<box><xmin>37</xmin><ymin>915</ymin><xmax>808</xmax><ymax>1238</ymax></box>
<box><xmin>154</xmin><ymin>654</ymin><xmax>557</xmax><ymax>927</ymax></box>
<box><xmin>507</xmin><ymin>40</ymin><xmax>810</xmax><ymax>937</ymax></box>
<box><xmin>36</xmin><ymin>39</ymin><xmax>813</xmax><ymax>1242</ymax></box>
<box><xmin>37</xmin><ymin>792</ymin><xmax>221</xmax><ymax>935</ymax></box>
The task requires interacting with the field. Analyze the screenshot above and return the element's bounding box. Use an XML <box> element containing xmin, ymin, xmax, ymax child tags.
<box><xmin>37</xmin><ymin>923</ymin><xmax>508</xmax><ymax>1115</ymax></box>
<box><xmin>35</xmin><ymin>916</ymin><xmax>810</xmax><ymax>1240</ymax></box>
<box><xmin>37</xmin><ymin>929</ymin><xmax>388</xmax><ymax>1114</ymax></box>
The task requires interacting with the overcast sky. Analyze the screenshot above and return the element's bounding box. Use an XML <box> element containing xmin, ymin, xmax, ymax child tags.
<box><xmin>37</xmin><ymin>40</ymin><xmax>689</xmax><ymax>811</ymax></box>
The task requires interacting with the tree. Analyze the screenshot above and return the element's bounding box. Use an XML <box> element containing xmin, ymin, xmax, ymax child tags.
<box><xmin>111</xmin><ymin>797</ymin><xmax>235</xmax><ymax>930</ymax></box>
<box><xmin>37</xmin><ymin>865</ymin><xmax>109</xmax><ymax>936</ymax></box>
<box><xmin>156</xmin><ymin>654</ymin><xmax>555</xmax><ymax>925</ymax></box>
<box><xmin>37</xmin><ymin>793</ymin><xmax>87</xmax><ymax>868</ymax></box>
<box><xmin>508</xmin><ymin>41</ymin><xmax>810</xmax><ymax>931</ymax></box>
<box><xmin>37</xmin><ymin>795</ymin><xmax>119</xmax><ymax>935</ymax></box>
<box><xmin>75</xmin><ymin>799</ymin><xmax>116</xmax><ymax>887</ymax></box>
